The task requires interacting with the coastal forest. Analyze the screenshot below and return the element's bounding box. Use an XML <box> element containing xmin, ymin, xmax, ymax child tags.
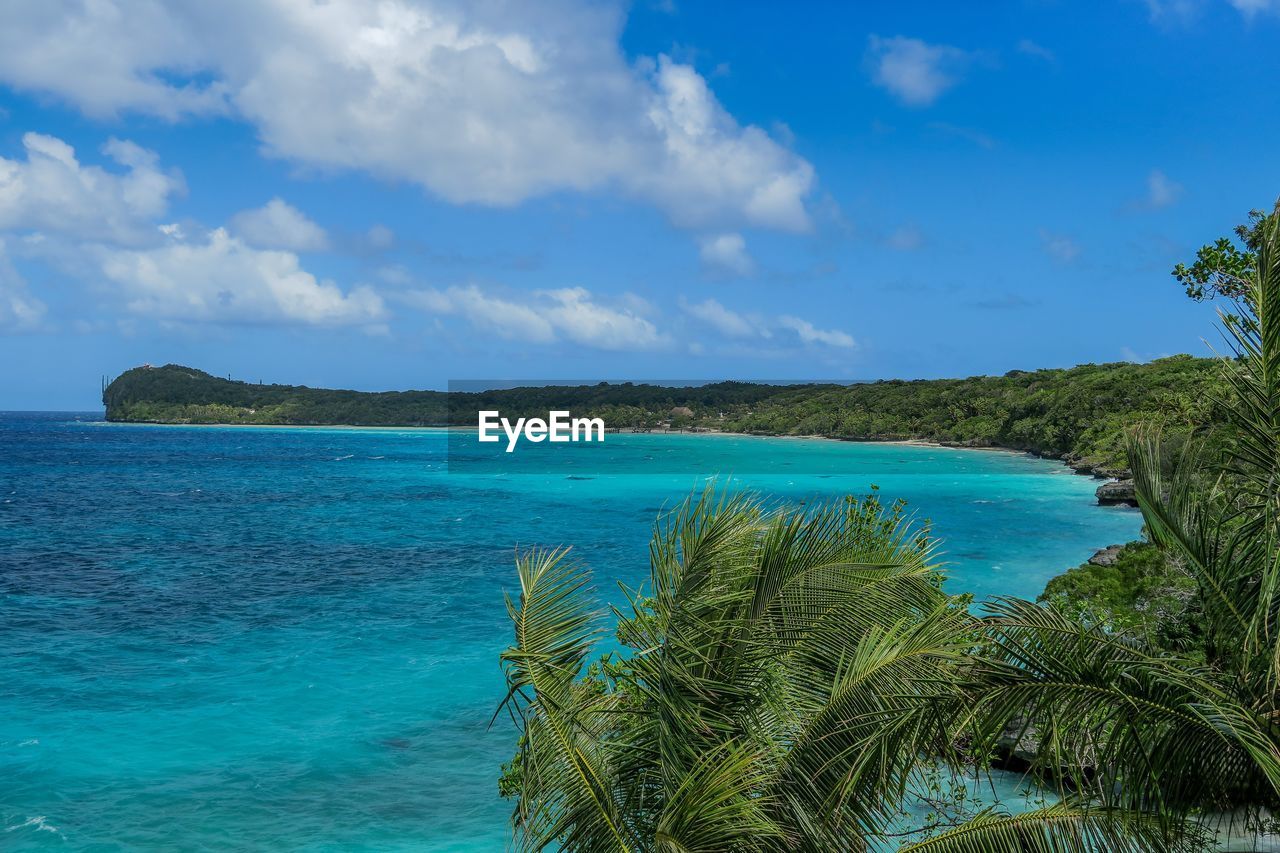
<box><xmin>104</xmin><ymin>354</ymin><xmax>1221</xmax><ymax>478</ymax></box>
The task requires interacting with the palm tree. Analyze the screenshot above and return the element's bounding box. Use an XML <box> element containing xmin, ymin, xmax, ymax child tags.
<box><xmin>497</xmin><ymin>491</ymin><xmax>1179</xmax><ymax>851</ymax></box>
<box><xmin>498</xmin><ymin>489</ymin><xmax>974</xmax><ymax>851</ymax></box>
<box><xmin>495</xmin><ymin>208</ymin><xmax>1280</xmax><ymax>850</ymax></box>
<box><xmin>959</xmin><ymin>205</ymin><xmax>1280</xmax><ymax>847</ymax></box>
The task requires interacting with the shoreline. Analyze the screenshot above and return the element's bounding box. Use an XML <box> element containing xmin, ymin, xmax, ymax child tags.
<box><xmin>96</xmin><ymin>419</ymin><xmax>458</xmax><ymax>432</ymax></box>
<box><xmin>98</xmin><ymin>417</ymin><xmax>1119</xmax><ymax>485</ymax></box>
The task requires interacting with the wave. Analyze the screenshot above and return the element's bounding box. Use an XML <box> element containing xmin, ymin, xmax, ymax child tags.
<box><xmin>6</xmin><ymin>816</ymin><xmax>61</xmax><ymax>836</ymax></box>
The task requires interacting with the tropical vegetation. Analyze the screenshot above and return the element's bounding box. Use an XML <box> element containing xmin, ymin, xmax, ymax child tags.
<box><xmin>105</xmin><ymin>354</ymin><xmax>1223</xmax><ymax>475</ymax></box>
<box><xmin>497</xmin><ymin>201</ymin><xmax>1280</xmax><ymax>850</ymax></box>
<box><xmin>961</xmin><ymin>201</ymin><xmax>1280</xmax><ymax>846</ymax></box>
<box><xmin>496</xmin><ymin>490</ymin><xmax>1182</xmax><ymax>851</ymax></box>
<box><xmin>1037</xmin><ymin>542</ymin><xmax>1202</xmax><ymax>655</ymax></box>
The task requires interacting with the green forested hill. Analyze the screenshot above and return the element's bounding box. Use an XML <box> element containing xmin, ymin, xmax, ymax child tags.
<box><xmin>104</xmin><ymin>365</ymin><xmax>454</xmax><ymax>426</ymax></box>
<box><xmin>101</xmin><ymin>366</ymin><xmax>813</xmax><ymax>429</ymax></box>
<box><xmin>720</xmin><ymin>355</ymin><xmax>1222</xmax><ymax>475</ymax></box>
<box><xmin>103</xmin><ymin>356</ymin><xmax>1224</xmax><ymax>475</ymax></box>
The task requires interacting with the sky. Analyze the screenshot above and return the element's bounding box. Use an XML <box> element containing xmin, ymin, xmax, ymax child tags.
<box><xmin>1</xmin><ymin>0</ymin><xmax>1278</xmax><ymax>409</ymax></box>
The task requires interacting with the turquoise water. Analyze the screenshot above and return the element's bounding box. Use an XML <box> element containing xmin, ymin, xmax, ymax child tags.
<box><xmin>0</xmin><ymin>413</ymin><xmax>1142</xmax><ymax>850</ymax></box>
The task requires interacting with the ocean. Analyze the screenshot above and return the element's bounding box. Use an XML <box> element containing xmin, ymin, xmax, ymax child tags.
<box><xmin>0</xmin><ymin>412</ymin><xmax>1142</xmax><ymax>850</ymax></box>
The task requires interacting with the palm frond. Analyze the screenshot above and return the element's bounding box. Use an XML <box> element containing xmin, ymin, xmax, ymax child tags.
<box><xmin>898</xmin><ymin>803</ymin><xmax>1204</xmax><ymax>853</ymax></box>
<box><xmin>1127</xmin><ymin>431</ymin><xmax>1247</xmax><ymax>657</ymax></box>
<box><xmin>967</xmin><ymin>598</ymin><xmax>1277</xmax><ymax>819</ymax></box>
<box><xmin>499</xmin><ymin>548</ymin><xmax>637</xmax><ymax>852</ymax></box>
<box><xmin>501</xmin><ymin>547</ymin><xmax>600</xmax><ymax>708</ymax></box>
<box><xmin>1216</xmin><ymin>206</ymin><xmax>1280</xmax><ymax>523</ymax></box>
<box><xmin>652</xmin><ymin>741</ymin><xmax>783</xmax><ymax>852</ymax></box>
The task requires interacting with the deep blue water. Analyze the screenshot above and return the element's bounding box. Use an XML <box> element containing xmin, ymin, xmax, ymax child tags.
<box><xmin>0</xmin><ymin>413</ymin><xmax>1142</xmax><ymax>850</ymax></box>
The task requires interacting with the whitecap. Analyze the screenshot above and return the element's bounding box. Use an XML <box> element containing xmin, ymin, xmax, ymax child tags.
<box><xmin>6</xmin><ymin>816</ymin><xmax>60</xmax><ymax>835</ymax></box>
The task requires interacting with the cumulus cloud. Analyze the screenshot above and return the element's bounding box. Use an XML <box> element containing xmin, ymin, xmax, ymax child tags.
<box><xmin>681</xmin><ymin>297</ymin><xmax>854</xmax><ymax>349</ymax></box>
<box><xmin>99</xmin><ymin>227</ymin><xmax>385</xmax><ymax>327</ymax></box>
<box><xmin>405</xmin><ymin>283</ymin><xmax>666</xmax><ymax>350</ymax></box>
<box><xmin>0</xmin><ymin>131</ymin><xmax>381</xmax><ymax>330</ymax></box>
<box><xmin>0</xmin><ymin>240</ymin><xmax>46</xmax><ymax>330</ymax></box>
<box><xmin>698</xmin><ymin>232</ymin><xmax>754</xmax><ymax>275</ymax></box>
<box><xmin>866</xmin><ymin>35</ymin><xmax>971</xmax><ymax>107</ymax></box>
<box><xmin>540</xmin><ymin>287</ymin><xmax>668</xmax><ymax>349</ymax></box>
<box><xmin>679</xmin><ymin>296</ymin><xmax>759</xmax><ymax>338</ymax></box>
<box><xmin>777</xmin><ymin>315</ymin><xmax>856</xmax><ymax>348</ymax></box>
<box><xmin>634</xmin><ymin>59</ymin><xmax>813</xmax><ymax>230</ymax></box>
<box><xmin>0</xmin><ymin>132</ymin><xmax>184</xmax><ymax>245</ymax></box>
<box><xmin>0</xmin><ymin>2</ymin><xmax>232</xmax><ymax>120</ymax></box>
<box><xmin>0</xmin><ymin>1</ymin><xmax>814</xmax><ymax>232</ymax></box>
<box><xmin>229</xmin><ymin>198</ymin><xmax>329</xmax><ymax>251</ymax></box>
<box><xmin>405</xmin><ymin>284</ymin><xmax>556</xmax><ymax>343</ymax></box>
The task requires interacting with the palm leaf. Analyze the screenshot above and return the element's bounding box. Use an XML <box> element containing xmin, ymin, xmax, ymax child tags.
<box><xmin>499</xmin><ymin>548</ymin><xmax>638</xmax><ymax>852</ymax></box>
<box><xmin>898</xmin><ymin>803</ymin><xmax>1204</xmax><ymax>853</ymax></box>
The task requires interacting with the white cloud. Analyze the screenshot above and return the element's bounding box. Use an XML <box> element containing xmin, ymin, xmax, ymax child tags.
<box><xmin>777</xmin><ymin>315</ymin><xmax>856</xmax><ymax>348</ymax></box>
<box><xmin>698</xmin><ymin>232</ymin><xmax>754</xmax><ymax>275</ymax></box>
<box><xmin>634</xmin><ymin>59</ymin><xmax>813</xmax><ymax>231</ymax></box>
<box><xmin>405</xmin><ymin>283</ymin><xmax>666</xmax><ymax>350</ymax></box>
<box><xmin>405</xmin><ymin>284</ymin><xmax>556</xmax><ymax>343</ymax></box>
<box><xmin>0</xmin><ymin>240</ymin><xmax>46</xmax><ymax>330</ymax></box>
<box><xmin>0</xmin><ymin>2</ymin><xmax>232</xmax><ymax>121</ymax></box>
<box><xmin>1039</xmin><ymin>228</ymin><xmax>1081</xmax><ymax>263</ymax></box>
<box><xmin>0</xmin><ymin>132</ymin><xmax>184</xmax><ymax>245</ymax></box>
<box><xmin>0</xmin><ymin>1</ymin><xmax>814</xmax><ymax>232</ymax></box>
<box><xmin>1144</xmin><ymin>169</ymin><xmax>1183</xmax><ymax>209</ymax></box>
<box><xmin>0</xmin><ymin>131</ymin><xmax>382</xmax><ymax>330</ymax></box>
<box><xmin>539</xmin><ymin>287</ymin><xmax>666</xmax><ymax>349</ymax></box>
<box><xmin>866</xmin><ymin>35</ymin><xmax>971</xmax><ymax>107</ymax></box>
<box><xmin>229</xmin><ymin>198</ymin><xmax>328</xmax><ymax>251</ymax></box>
<box><xmin>680</xmin><ymin>296</ymin><xmax>759</xmax><ymax>338</ymax></box>
<box><xmin>681</xmin><ymin>297</ymin><xmax>856</xmax><ymax>350</ymax></box>
<box><xmin>99</xmin><ymin>227</ymin><xmax>385</xmax><ymax>327</ymax></box>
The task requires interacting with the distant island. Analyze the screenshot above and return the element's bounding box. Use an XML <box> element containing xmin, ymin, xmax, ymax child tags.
<box><xmin>104</xmin><ymin>358</ymin><xmax>1222</xmax><ymax>478</ymax></box>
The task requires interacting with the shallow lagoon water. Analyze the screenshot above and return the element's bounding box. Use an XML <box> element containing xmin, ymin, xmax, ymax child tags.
<box><xmin>0</xmin><ymin>413</ymin><xmax>1142</xmax><ymax>850</ymax></box>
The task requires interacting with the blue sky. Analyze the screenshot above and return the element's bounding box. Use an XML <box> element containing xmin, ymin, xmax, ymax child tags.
<box><xmin>1</xmin><ymin>0</ymin><xmax>1277</xmax><ymax>409</ymax></box>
